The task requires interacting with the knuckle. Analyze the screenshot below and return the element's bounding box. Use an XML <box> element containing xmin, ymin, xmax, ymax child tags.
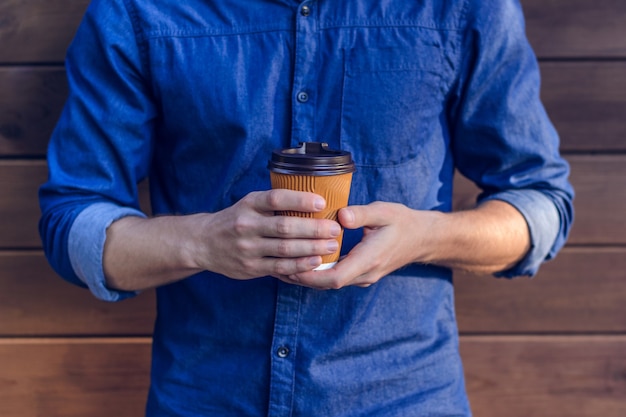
<box><xmin>275</xmin><ymin>217</ymin><xmax>291</xmax><ymax>236</ymax></box>
<box><xmin>276</xmin><ymin>240</ymin><xmax>291</xmax><ymax>257</ymax></box>
<box><xmin>328</xmin><ymin>277</ymin><xmax>344</xmax><ymax>290</ymax></box>
<box><xmin>266</xmin><ymin>189</ymin><xmax>282</xmax><ymax>208</ymax></box>
<box><xmin>295</xmin><ymin>258</ymin><xmax>313</xmax><ymax>272</ymax></box>
<box><xmin>274</xmin><ymin>259</ymin><xmax>291</xmax><ymax>276</ymax></box>
<box><xmin>234</xmin><ymin>238</ymin><xmax>253</xmax><ymax>254</ymax></box>
<box><xmin>240</xmin><ymin>258</ymin><xmax>257</xmax><ymax>275</ymax></box>
<box><xmin>233</xmin><ymin>217</ymin><xmax>252</xmax><ymax>235</ymax></box>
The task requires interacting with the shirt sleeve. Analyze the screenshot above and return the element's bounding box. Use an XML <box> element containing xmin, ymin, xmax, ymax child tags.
<box><xmin>450</xmin><ymin>0</ymin><xmax>575</xmax><ymax>277</ymax></box>
<box><xmin>38</xmin><ymin>0</ymin><xmax>156</xmax><ymax>297</ymax></box>
<box><xmin>481</xmin><ymin>190</ymin><xmax>560</xmax><ymax>278</ymax></box>
<box><xmin>69</xmin><ymin>203</ymin><xmax>147</xmax><ymax>301</ymax></box>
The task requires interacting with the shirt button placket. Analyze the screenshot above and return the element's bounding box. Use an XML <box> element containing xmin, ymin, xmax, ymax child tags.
<box><xmin>267</xmin><ymin>283</ymin><xmax>302</xmax><ymax>417</ymax></box>
<box><xmin>290</xmin><ymin>2</ymin><xmax>318</xmax><ymax>147</ymax></box>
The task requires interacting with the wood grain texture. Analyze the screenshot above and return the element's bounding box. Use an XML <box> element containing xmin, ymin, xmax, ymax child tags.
<box><xmin>0</xmin><ymin>161</ymin><xmax>48</xmax><ymax>248</ymax></box>
<box><xmin>0</xmin><ymin>67</ymin><xmax>68</xmax><ymax>156</ymax></box>
<box><xmin>541</xmin><ymin>61</ymin><xmax>626</xmax><ymax>152</ymax></box>
<box><xmin>0</xmin><ymin>161</ymin><xmax>151</xmax><ymax>248</ymax></box>
<box><xmin>565</xmin><ymin>156</ymin><xmax>626</xmax><ymax>244</ymax></box>
<box><xmin>461</xmin><ymin>336</ymin><xmax>626</xmax><ymax>417</ymax></box>
<box><xmin>2</xmin><ymin>61</ymin><xmax>624</xmax><ymax>156</ymax></box>
<box><xmin>0</xmin><ymin>252</ymin><xmax>156</xmax><ymax>336</ymax></box>
<box><xmin>1</xmin><ymin>337</ymin><xmax>624</xmax><ymax>417</ymax></box>
<box><xmin>0</xmin><ymin>248</ymin><xmax>623</xmax><ymax>337</ymax></box>
<box><xmin>5</xmin><ymin>155</ymin><xmax>624</xmax><ymax>248</ymax></box>
<box><xmin>1</xmin><ymin>0</ymin><xmax>625</xmax><ymax>62</ymax></box>
<box><xmin>0</xmin><ymin>0</ymin><xmax>89</xmax><ymax>63</ymax></box>
<box><xmin>1</xmin><ymin>1</ymin><xmax>623</xmax><ymax>416</ymax></box>
<box><xmin>455</xmin><ymin>247</ymin><xmax>626</xmax><ymax>334</ymax></box>
<box><xmin>523</xmin><ymin>0</ymin><xmax>626</xmax><ymax>58</ymax></box>
<box><xmin>0</xmin><ymin>338</ymin><xmax>151</xmax><ymax>417</ymax></box>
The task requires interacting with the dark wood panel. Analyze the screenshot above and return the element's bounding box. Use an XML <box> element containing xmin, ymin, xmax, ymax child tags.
<box><xmin>0</xmin><ymin>161</ymin><xmax>48</xmax><ymax>248</ymax></box>
<box><xmin>524</xmin><ymin>0</ymin><xmax>626</xmax><ymax>58</ymax></box>
<box><xmin>0</xmin><ymin>67</ymin><xmax>68</xmax><ymax>156</ymax></box>
<box><xmin>3</xmin><ymin>155</ymin><xmax>624</xmax><ymax>247</ymax></box>
<box><xmin>541</xmin><ymin>62</ymin><xmax>626</xmax><ymax>152</ymax></box>
<box><xmin>455</xmin><ymin>247</ymin><xmax>626</xmax><ymax>334</ymax></box>
<box><xmin>0</xmin><ymin>161</ymin><xmax>150</xmax><ymax>248</ymax></box>
<box><xmin>2</xmin><ymin>62</ymin><xmax>623</xmax><ymax>157</ymax></box>
<box><xmin>454</xmin><ymin>155</ymin><xmax>626</xmax><ymax>245</ymax></box>
<box><xmin>0</xmin><ymin>0</ymin><xmax>624</xmax><ymax>63</ymax></box>
<box><xmin>0</xmin><ymin>338</ymin><xmax>151</xmax><ymax>417</ymax></box>
<box><xmin>0</xmin><ymin>252</ymin><xmax>156</xmax><ymax>336</ymax></box>
<box><xmin>0</xmin><ymin>0</ymin><xmax>89</xmax><ymax>63</ymax></box>
<box><xmin>1</xmin><ymin>337</ymin><xmax>624</xmax><ymax>416</ymax></box>
<box><xmin>565</xmin><ymin>156</ymin><xmax>626</xmax><ymax>244</ymax></box>
<box><xmin>461</xmin><ymin>336</ymin><xmax>626</xmax><ymax>417</ymax></box>
<box><xmin>1</xmin><ymin>247</ymin><xmax>622</xmax><ymax>337</ymax></box>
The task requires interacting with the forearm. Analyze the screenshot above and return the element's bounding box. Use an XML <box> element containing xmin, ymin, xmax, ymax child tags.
<box><xmin>287</xmin><ymin>199</ymin><xmax>532</xmax><ymax>289</ymax></box>
<box><xmin>421</xmin><ymin>199</ymin><xmax>531</xmax><ymax>275</ymax></box>
<box><xmin>103</xmin><ymin>214</ymin><xmax>206</xmax><ymax>292</ymax></box>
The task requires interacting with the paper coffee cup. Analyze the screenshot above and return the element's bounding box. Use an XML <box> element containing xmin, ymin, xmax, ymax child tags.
<box><xmin>268</xmin><ymin>142</ymin><xmax>356</xmax><ymax>269</ymax></box>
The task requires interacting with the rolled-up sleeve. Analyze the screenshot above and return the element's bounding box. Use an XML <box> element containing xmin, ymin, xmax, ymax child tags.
<box><xmin>68</xmin><ymin>203</ymin><xmax>147</xmax><ymax>302</ymax></box>
<box><xmin>482</xmin><ymin>190</ymin><xmax>560</xmax><ymax>277</ymax></box>
<box><xmin>38</xmin><ymin>0</ymin><xmax>156</xmax><ymax>297</ymax></box>
<box><xmin>451</xmin><ymin>0</ymin><xmax>575</xmax><ymax>277</ymax></box>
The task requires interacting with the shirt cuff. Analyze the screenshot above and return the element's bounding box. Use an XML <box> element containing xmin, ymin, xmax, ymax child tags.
<box><xmin>68</xmin><ymin>202</ymin><xmax>147</xmax><ymax>301</ymax></box>
<box><xmin>479</xmin><ymin>189</ymin><xmax>560</xmax><ymax>278</ymax></box>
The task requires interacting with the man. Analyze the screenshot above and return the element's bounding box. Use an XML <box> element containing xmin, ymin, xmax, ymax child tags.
<box><xmin>39</xmin><ymin>0</ymin><xmax>574</xmax><ymax>415</ymax></box>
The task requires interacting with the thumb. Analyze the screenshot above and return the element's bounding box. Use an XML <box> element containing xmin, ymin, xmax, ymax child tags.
<box><xmin>338</xmin><ymin>203</ymin><xmax>389</xmax><ymax>230</ymax></box>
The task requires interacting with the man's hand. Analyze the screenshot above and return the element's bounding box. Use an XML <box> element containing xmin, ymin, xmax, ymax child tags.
<box><xmin>283</xmin><ymin>202</ymin><xmax>433</xmax><ymax>289</ymax></box>
<box><xmin>104</xmin><ymin>189</ymin><xmax>342</xmax><ymax>291</ymax></box>
<box><xmin>198</xmin><ymin>189</ymin><xmax>341</xmax><ymax>279</ymax></box>
<box><xmin>284</xmin><ymin>200</ymin><xmax>531</xmax><ymax>290</ymax></box>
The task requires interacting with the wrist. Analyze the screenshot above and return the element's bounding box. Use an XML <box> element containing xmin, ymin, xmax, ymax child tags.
<box><xmin>412</xmin><ymin>209</ymin><xmax>456</xmax><ymax>266</ymax></box>
<box><xmin>176</xmin><ymin>213</ymin><xmax>214</xmax><ymax>273</ymax></box>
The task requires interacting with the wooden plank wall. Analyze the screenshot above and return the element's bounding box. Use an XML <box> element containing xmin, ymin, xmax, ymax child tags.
<box><xmin>454</xmin><ymin>0</ymin><xmax>626</xmax><ymax>415</ymax></box>
<box><xmin>0</xmin><ymin>0</ymin><xmax>624</xmax><ymax>416</ymax></box>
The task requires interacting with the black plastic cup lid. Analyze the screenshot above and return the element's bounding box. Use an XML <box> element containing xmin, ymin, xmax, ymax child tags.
<box><xmin>268</xmin><ymin>142</ymin><xmax>356</xmax><ymax>176</ymax></box>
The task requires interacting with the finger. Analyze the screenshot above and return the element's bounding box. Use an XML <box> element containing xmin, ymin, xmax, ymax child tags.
<box><xmin>289</xmin><ymin>243</ymin><xmax>379</xmax><ymax>289</ymax></box>
<box><xmin>264</xmin><ymin>255</ymin><xmax>323</xmax><ymax>277</ymax></box>
<box><xmin>261</xmin><ymin>216</ymin><xmax>341</xmax><ymax>239</ymax></box>
<box><xmin>254</xmin><ymin>189</ymin><xmax>326</xmax><ymax>213</ymax></box>
<box><xmin>256</xmin><ymin>237</ymin><xmax>339</xmax><ymax>259</ymax></box>
<box><xmin>338</xmin><ymin>202</ymin><xmax>392</xmax><ymax>230</ymax></box>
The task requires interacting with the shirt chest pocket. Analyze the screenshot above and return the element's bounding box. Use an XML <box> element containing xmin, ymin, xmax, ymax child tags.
<box><xmin>340</xmin><ymin>45</ymin><xmax>448</xmax><ymax>167</ymax></box>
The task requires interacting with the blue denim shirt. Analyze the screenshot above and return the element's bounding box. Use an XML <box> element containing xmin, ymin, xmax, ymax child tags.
<box><xmin>39</xmin><ymin>0</ymin><xmax>574</xmax><ymax>415</ymax></box>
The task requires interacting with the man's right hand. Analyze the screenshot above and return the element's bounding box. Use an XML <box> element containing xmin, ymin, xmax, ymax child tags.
<box><xmin>103</xmin><ymin>189</ymin><xmax>341</xmax><ymax>291</ymax></box>
<box><xmin>195</xmin><ymin>189</ymin><xmax>341</xmax><ymax>279</ymax></box>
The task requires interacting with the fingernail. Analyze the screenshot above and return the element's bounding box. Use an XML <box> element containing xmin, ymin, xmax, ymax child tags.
<box><xmin>327</xmin><ymin>240</ymin><xmax>339</xmax><ymax>252</ymax></box>
<box><xmin>314</xmin><ymin>198</ymin><xmax>326</xmax><ymax>210</ymax></box>
<box><xmin>329</xmin><ymin>224</ymin><xmax>341</xmax><ymax>237</ymax></box>
<box><xmin>310</xmin><ymin>257</ymin><xmax>322</xmax><ymax>267</ymax></box>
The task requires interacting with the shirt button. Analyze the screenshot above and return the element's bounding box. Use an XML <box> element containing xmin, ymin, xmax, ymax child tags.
<box><xmin>301</xmin><ymin>5</ymin><xmax>311</xmax><ymax>17</ymax></box>
<box><xmin>276</xmin><ymin>346</ymin><xmax>290</xmax><ymax>358</ymax></box>
<box><xmin>297</xmin><ymin>91</ymin><xmax>309</xmax><ymax>103</ymax></box>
